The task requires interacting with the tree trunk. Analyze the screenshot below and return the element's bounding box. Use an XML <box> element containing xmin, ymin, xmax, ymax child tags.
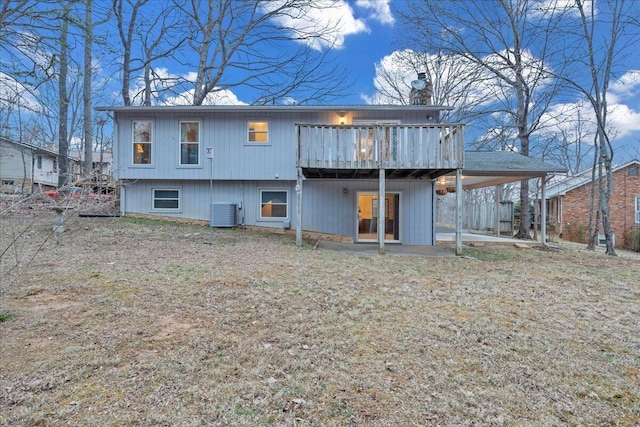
<box><xmin>83</xmin><ymin>0</ymin><xmax>93</xmax><ymax>179</ymax></box>
<box><xmin>513</xmin><ymin>61</ymin><xmax>532</xmax><ymax>240</ymax></box>
<box><xmin>587</xmin><ymin>145</ymin><xmax>599</xmax><ymax>250</ymax></box>
<box><xmin>57</xmin><ymin>4</ymin><xmax>70</xmax><ymax>189</ymax></box>
<box><xmin>600</xmin><ymin>144</ymin><xmax>616</xmax><ymax>255</ymax></box>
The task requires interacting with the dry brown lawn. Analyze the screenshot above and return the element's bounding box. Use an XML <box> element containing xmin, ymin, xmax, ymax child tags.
<box><xmin>1</xmin><ymin>209</ymin><xmax>639</xmax><ymax>426</ymax></box>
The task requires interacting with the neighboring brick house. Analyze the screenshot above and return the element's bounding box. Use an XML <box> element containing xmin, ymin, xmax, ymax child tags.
<box><xmin>543</xmin><ymin>160</ymin><xmax>640</xmax><ymax>248</ymax></box>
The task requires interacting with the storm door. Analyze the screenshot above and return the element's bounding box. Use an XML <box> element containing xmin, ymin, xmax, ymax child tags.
<box><xmin>356</xmin><ymin>192</ymin><xmax>400</xmax><ymax>242</ymax></box>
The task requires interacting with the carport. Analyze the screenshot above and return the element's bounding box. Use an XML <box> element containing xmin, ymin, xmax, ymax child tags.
<box><xmin>447</xmin><ymin>151</ymin><xmax>567</xmax><ymax>254</ymax></box>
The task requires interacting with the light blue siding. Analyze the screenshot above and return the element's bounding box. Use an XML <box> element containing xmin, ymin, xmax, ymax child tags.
<box><xmin>122</xmin><ymin>179</ymin><xmax>297</xmax><ymax>230</ymax></box>
<box><xmin>113</xmin><ymin>109</ymin><xmax>441</xmax><ymax>182</ymax></box>
<box><xmin>302</xmin><ymin>179</ymin><xmax>434</xmax><ymax>245</ymax></box>
<box><xmin>122</xmin><ymin>178</ymin><xmax>435</xmax><ymax>244</ymax></box>
<box><xmin>112</xmin><ymin>107</ymin><xmax>449</xmax><ymax>245</ymax></box>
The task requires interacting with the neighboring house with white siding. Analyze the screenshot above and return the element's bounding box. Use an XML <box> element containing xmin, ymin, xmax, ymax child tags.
<box><xmin>97</xmin><ymin>104</ymin><xmax>563</xmax><ymax>247</ymax></box>
<box><xmin>0</xmin><ymin>137</ymin><xmax>59</xmax><ymax>194</ymax></box>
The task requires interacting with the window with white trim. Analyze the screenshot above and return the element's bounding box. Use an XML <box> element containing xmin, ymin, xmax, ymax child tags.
<box><xmin>248</xmin><ymin>121</ymin><xmax>269</xmax><ymax>143</ymax></box>
<box><xmin>153</xmin><ymin>189</ymin><xmax>180</xmax><ymax>210</ymax></box>
<box><xmin>635</xmin><ymin>196</ymin><xmax>640</xmax><ymax>223</ymax></box>
<box><xmin>180</xmin><ymin>121</ymin><xmax>200</xmax><ymax>165</ymax></box>
<box><xmin>260</xmin><ymin>190</ymin><xmax>288</xmax><ymax>219</ymax></box>
<box><xmin>133</xmin><ymin>120</ymin><xmax>152</xmax><ymax>164</ymax></box>
<box><xmin>36</xmin><ymin>155</ymin><xmax>42</xmax><ymax>169</ymax></box>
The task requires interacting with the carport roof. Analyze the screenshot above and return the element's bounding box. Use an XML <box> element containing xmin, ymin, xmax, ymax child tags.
<box><xmin>456</xmin><ymin>151</ymin><xmax>567</xmax><ymax>190</ymax></box>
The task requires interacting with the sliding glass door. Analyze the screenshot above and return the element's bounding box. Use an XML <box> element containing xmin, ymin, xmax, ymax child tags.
<box><xmin>356</xmin><ymin>192</ymin><xmax>400</xmax><ymax>242</ymax></box>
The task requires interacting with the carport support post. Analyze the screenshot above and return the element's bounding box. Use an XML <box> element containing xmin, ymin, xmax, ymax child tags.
<box><xmin>495</xmin><ymin>185</ymin><xmax>501</xmax><ymax>237</ymax></box>
<box><xmin>540</xmin><ymin>176</ymin><xmax>547</xmax><ymax>245</ymax></box>
<box><xmin>378</xmin><ymin>167</ymin><xmax>385</xmax><ymax>255</ymax></box>
<box><xmin>296</xmin><ymin>167</ymin><xmax>303</xmax><ymax>247</ymax></box>
<box><xmin>455</xmin><ymin>168</ymin><xmax>463</xmax><ymax>255</ymax></box>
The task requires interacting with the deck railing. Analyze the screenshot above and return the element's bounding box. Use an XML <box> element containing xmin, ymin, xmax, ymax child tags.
<box><xmin>296</xmin><ymin>123</ymin><xmax>465</xmax><ymax>170</ymax></box>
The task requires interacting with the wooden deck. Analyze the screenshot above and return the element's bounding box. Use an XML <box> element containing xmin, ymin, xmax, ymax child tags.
<box><xmin>296</xmin><ymin>123</ymin><xmax>464</xmax><ymax>178</ymax></box>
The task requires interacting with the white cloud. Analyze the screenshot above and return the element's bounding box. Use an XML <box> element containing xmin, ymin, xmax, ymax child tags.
<box><xmin>363</xmin><ymin>49</ymin><xmax>501</xmax><ymax>110</ymax></box>
<box><xmin>356</xmin><ymin>0</ymin><xmax>394</xmax><ymax>25</ymax></box>
<box><xmin>126</xmin><ymin>67</ymin><xmax>245</xmax><ymax>106</ymax></box>
<box><xmin>540</xmin><ymin>96</ymin><xmax>640</xmax><ymax>141</ymax></box>
<box><xmin>266</xmin><ymin>0</ymin><xmax>368</xmax><ymax>50</ymax></box>
<box><xmin>530</xmin><ymin>0</ymin><xmax>594</xmax><ymax>17</ymax></box>
<box><xmin>609</xmin><ymin>70</ymin><xmax>640</xmax><ymax>99</ymax></box>
<box><xmin>0</xmin><ymin>73</ymin><xmax>41</xmax><ymax>112</ymax></box>
<box><xmin>163</xmin><ymin>88</ymin><xmax>246</xmax><ymax>106</ymax></box>
<box><xmin>607</xmin><ymin>103</ymin><xmax>640</xmax><ymax>136</ymax></box>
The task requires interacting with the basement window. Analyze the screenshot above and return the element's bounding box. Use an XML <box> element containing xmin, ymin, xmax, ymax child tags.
<box><xmin>152</xmin><ymin>188</ymin><xmax>180</xmax><ymax>211</ymax></box>
<box><xmin>259</xmin><ymin>190</ymin><xmax>288</xmax><ymax>219</ymax></box>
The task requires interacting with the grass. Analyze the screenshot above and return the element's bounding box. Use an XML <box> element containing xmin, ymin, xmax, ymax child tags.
<box><xmin>1</xmin><ymin>214</ymin><xmax>640</xmax><ymax>425</ymax></box>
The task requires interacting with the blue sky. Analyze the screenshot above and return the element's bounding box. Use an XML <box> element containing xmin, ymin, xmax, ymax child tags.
<box><xmin>1</xmin><ymin>0</ymin><xmax>638</xmax><ymax>163</ymax></box>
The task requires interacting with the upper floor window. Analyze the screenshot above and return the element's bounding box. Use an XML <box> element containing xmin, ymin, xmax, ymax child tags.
<box><xmin>52</xmin><ymin>160</ymin><xmax>57</xmax><ymax>172</ymax></box>
<box><xmin>248</xmin><ymin>121</ymin><xmax>268</xmax><ymax>143</ymax></box>
<box><xmin>636</xmin><ymin>196</ymin><xmax>640</xmax><ymax>224</ymax></box>
<box><xmin>133</xmin><ymin>120</ymin><xmax>152</xmax><ymax>164</ymax></box>
<box><xmin>36</xmin><ymin>155</ymin><xmax>42</xmax><ymax>169</ymax></box>
<box><xmin>180</xmin><ymin>121</ymin><xmax>200</xmax><ymax>165</ymax></box>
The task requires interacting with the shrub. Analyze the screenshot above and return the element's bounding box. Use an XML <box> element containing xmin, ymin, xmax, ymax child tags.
<box><xmin>624</xmin><ymin>228</ymin><xmax>640</xmax><ymax>252</ymax></box>
<box><xmin>563</xmin><ymin>222</ymin><xmax>589</xmax><ymax>243</ymax></box>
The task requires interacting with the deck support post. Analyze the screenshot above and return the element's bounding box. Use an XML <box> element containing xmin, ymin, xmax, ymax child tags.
<box><xmin>378</xmin><ymin>168</ymin><xmax>385</xmax><ymax>255</ymax></box>
<box><xmin>296</xmin><ymin>167</ymin><xmax>303</xmax><ymax>247</ymax></box>
<box><xmin>455</xmin><ymin>168</ymin><xmax>463</xmax><ymax>255</ymax></box>
<box><xmin>540</xmin><ymin>176</ymin><xmax>547</xmax><ymax>245</ymax></box>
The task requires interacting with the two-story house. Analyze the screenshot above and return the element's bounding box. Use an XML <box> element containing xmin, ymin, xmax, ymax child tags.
<box><xmin>98</xmin><ymin>105</ymin><xmax>464</xmax><ymax>246</ymax></box>
<box><xmin>97</xmin><ymin>104</ymin><xmax>564</xmax><ymax>252</ymax></box>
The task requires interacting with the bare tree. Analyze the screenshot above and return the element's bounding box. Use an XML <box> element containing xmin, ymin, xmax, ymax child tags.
<box><xmin>545</xmin><ymin>113</ymin><xmax>591</xmax><ymax>176</ymax></box>
<box><xmin>177</xmin><ymin>0</ymin><xmax>349</xmax><ymax>105</ymax></box>
<box><xmin>0</xmin><ymin>1</ymin><xmax>53</xmax><ymax>88</ymax></box>
<box><xmin>370</xmin><ymin>49</ymin><xmax>487</xmax><ymax>122</ymax></box>
<box><xmin>112</xmin><ymin>0</ymin><xmax>186</xmax><ymax>106</ymax></box>
<box><xmin>555</xmin><ymin>0</ymin><xmax>639</xmax><ymax>255</ymax></box>
<box><xmin>398</xmin><ymin>0</ymin><xmax>566</xmax><ymax>239</ymax></box>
